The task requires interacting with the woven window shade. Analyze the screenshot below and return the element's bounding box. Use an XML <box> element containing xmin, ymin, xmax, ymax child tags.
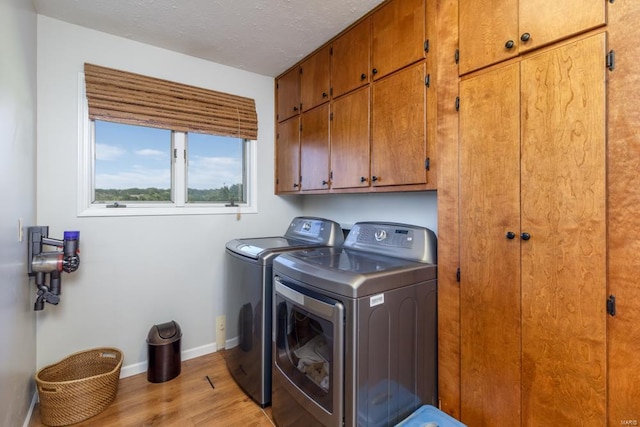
<box><xmin>84</xmin><ymin>63</ymin><xmax>258</xmax><ymax>140</ymax></box>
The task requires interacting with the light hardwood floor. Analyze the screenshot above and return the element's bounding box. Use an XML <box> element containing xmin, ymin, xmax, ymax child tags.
<box><xmin>29</xmin><ymin>352</ymin><xmax>275</xmax><ymax>426</ymax></box>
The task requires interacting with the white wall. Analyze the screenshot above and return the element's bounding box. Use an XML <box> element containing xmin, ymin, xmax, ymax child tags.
<box><xmin>36</xmin><ymin>16</ymin><xmax>302</xmax><ymax>372</ymax></box>
<box><xmin>0</xmin><ymin>0</ymin><xmax>38</xmax><ymax>425</ymax></box>
<box><xmin>301</xmin><ymin>192</ymin><xmax>438</xmax><ymax>233</ymax></box>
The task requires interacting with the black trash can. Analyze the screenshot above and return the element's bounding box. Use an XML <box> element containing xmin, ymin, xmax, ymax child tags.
<box><xmin>147</xmin><ymin>320</ymin><xmax>182</xmax><ymax>383</ymax></box>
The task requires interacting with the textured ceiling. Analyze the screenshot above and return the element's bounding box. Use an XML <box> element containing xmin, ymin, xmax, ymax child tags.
<box><xmin>32</xmin><ymin>0</ymin><xmax>386</xmax><ymax>77</ymax></box>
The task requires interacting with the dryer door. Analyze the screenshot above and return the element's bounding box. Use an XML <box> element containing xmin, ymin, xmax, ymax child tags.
<box><xmin>273</xmin><ymin>276</ymin><xmax>344</xmax><ymax>427</ymax></box>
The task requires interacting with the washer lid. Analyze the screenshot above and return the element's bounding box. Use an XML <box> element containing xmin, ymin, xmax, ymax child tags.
<box><xmin>226</xmin><ymin>236</ymin><xmax>313</xmax><ymax>259</ymax></box>
<box><xmin>226</xmin><ymin>216</ymin><xmax>345</xmax><ymax>260</ymax></box>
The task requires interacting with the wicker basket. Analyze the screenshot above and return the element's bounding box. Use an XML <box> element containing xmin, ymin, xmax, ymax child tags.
<box><xmin>35</xmin><ymin>347</ymin><xmax>123</xmax><ymax>426</ymax></box>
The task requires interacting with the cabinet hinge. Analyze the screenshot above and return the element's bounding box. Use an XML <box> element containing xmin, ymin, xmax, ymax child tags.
<box><xmin>330</xmin><ymin>171</ymin><xmax>333</xmax><ymax>179</ymax></box>
<box><xmin>425</xmin><ymin>74</ymin><xmax>431</xmax><ymax>88</ymax></box>
<box><xmin>607</xmin><ymin>50</ymin><xmax>615</xmax><ymax>71</ymax></box>
<box><xmin>330</xmin><ymin>87</ymin><xmax>333</xmax><ymax>97</ymax></box>
<box><xmin>456</xmin><ymin>267</ymin><xmax>461</xmax><ymax>282</ymax></box>
<box><xmin>425</xmin><ymin>157</ymin><xmax>431</xmax><ymax>171</ymax></box>
<box><xmin>299</xmin><ymin>67</ymin><xmax>303</xmax><ymax>74</ymax></box>
<box><xmin>455</xmin><ymin>97</ymin><xmax>460</xmax><ymax>112</ymax></box>
<box><xmin>455</xmin><ymin>49</ymin><xmax>460</xmax><ymax>64</ymax></box>
<box><xmin>607</xmin><ymin>295</ymin><xmax>616</xmax><ymax>316</ymax></box>
<box><xmin>300</xmin><ymin>123</ymin><xmax>303</xmax><ymax>132</ymax></box>
<box><xmin>424</xmin><ymin>40</ymin><xmax>430</xmax><ymax>53</ymax></box>
<box><xmin>330</xmin><ymin>46</ymin><xmax>333</xmax><ymax>55</ymax></box>
<box><xmin>173</xmin><ymin>148</ymin><xmax>177</xmax><ymax>159</ymax></box>
<box><xmin>330</xmin><ymin>112</ymin><xmax>334</xmax><ymax>121</ymax></box>
<box><xmin>276</xmin><ymin>83</ymin><xmax>279</xmax><ymax>89</ymax></box>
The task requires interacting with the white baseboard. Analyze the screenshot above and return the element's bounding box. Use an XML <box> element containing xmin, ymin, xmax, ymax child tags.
<box><xmin>119</xmin><ymin>342</ymin><xmax>218</xmax><ymax>378</ymax></box>
<box><xmin>226</xmin><ymin>336</ymin><xmax>239</xmax><ymax>349</ymax></box>
<box><xmin>23</xmin><ymin>391</ymin><xmax>38</xmax><ymax>427</ymax></box>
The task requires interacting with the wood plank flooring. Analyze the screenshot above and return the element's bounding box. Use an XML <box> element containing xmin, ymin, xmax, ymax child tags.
<box><xmin>29</xmin><ymin>352</ymin><xmax>274</xmax><ymax>426</ymax></box>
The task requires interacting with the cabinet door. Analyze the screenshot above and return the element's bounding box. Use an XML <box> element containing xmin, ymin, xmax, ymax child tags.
<box><xmin>331</xmin><ymin>17</ymin><xmax>371</xmax><ymax>99</ymax></box>
<box><xmin>371</xmin><ymin>62</ymin><xmax>426</xmax><ymax>187</ymax></box>
<box><xmin>459</xmin><ymin>62</ymin><xmax>522</xmax><ymax>427</ymax></box>
<box><xmin>519</xmin><ymin>0</ymin><xmax>605</xmax><ymax>54</ymax></box>
<box><xmin>372</xmin><ymin>0</ymin><xmax>425</xmax><ymax>80</ymax></box>
<box><xmin>520</xmin><ymin>33</ymin><xmax>606</xmax><ymax>426</ymax></box>
<box><xmin>459</xmin><ymin>0</ymin><xmax>518</xmax><ymax>75</ymax></box>
<box><xmin>275</xmin><ymin>117</ymin><xmax>300</xmax><ymax>193</ymax></box>
<box><xmin>276</xmin><ymin>67</ymin><xmax>300</xmax><ymax>122</ymax></box>
<box><xmin>300</xmin><ymin>104</ymin><xmax>330</xmax><ymax>191</ymax></box>
<box><xmin>330</xmin><ymin>87</ymin><xmax>370</xmax><ymax>189</ymax></box>
<box><xmin>300</xmin><ymin>45</ymin><xmax>331</xmax><ymax>112</ymax></box>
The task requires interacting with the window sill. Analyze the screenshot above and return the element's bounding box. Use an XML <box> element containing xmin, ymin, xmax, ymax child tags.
<box><xmin>77</xmin><ymin>205</ymin><xmax>257</xmax><ymax>217</ymax></box>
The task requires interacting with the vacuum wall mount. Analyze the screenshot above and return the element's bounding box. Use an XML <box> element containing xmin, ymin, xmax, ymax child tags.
<box><xmin>27</xmin><ymin>226</ymin><xmax>80</xmax><ymax>311</ymax></box>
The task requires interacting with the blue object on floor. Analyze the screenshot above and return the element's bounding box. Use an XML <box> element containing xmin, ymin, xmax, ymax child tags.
<box><xmin>395</xmin><ymin>405</ymin><xmax>467</xmax><ymax>427</ymax></box>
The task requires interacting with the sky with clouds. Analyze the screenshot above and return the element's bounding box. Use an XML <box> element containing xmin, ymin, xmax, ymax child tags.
<box><xmin>94</xmin><ymin>121</ymin><xmax>243</xmax><ymax>190</ymax></box>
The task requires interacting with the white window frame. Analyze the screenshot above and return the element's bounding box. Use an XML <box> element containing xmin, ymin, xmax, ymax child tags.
<box><xmin>77</xmin><ymin>73</ymin><xmax>258</xmax><ymax>217</ymax></box>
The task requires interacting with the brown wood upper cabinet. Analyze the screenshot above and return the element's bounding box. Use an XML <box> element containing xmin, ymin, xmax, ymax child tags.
<box><xmin>371</xmin><ymin>61</ymin><xmax>427</xmax><ymax>187</ymax></box>
<box><xmin>330</xmin><ymin>86</ymin><xmax>370</xmax><ymax>189</ymax></box>
<box><xmin>276</xmin><ymin>66</ymin><xmax>300</xmax><ymax>122</ymax></box>
<box><xmin>275</xmin><ymin>116</ymin><xmax>300</xmax><ymax>193</ymax></box>
<box><xmin>459</xmin><ymin>0</ymin><xmax>606</xmax><ymax>75</ymax></box>
<box><xmin>300</xmin><ymin>45</ymin><xmax>331</xmax><ymax>112</ymax></box>
<box><xmin>300</xmin><ymin>104</ymin><xmax>330</xmax><ymax>191</ymax></box>
<box><xmin>372</xmin><ymin>0</ymin><xmax>425</xmax><ymax>80</ymax></box>
<box><xmin>331</xmin><ymin>17</ymin><xmax>371</xmax><ymax>99</ymax></box>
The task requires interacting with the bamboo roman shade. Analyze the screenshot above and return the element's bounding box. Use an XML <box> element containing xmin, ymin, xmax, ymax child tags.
<box><xmin>84</xmin><ymin>63</ymin><xmax>258</xmax><ymax>140</ymax></box>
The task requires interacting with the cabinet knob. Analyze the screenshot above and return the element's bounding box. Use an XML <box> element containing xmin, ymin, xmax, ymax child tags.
<box><xmin>293</xmin><ymin>183</ymin><xmax>299</xmax><ymax>188</ymax></box>
<box><xmin>361</xmin><ymin>73</ymin><xmax>367</xmax><ymax>80</ymax></box>
<box><xmin>322</xmin><ymin>92</ymin><xmax>328</xmax><ymax>98</ymax></box>
<box><xmin>520</xmin><ymin>232</ymin><xmax>531</xmax><ymax>241</ymax></box>
<box><xmin>372</xmin><ymin>68</ymin><xmax>378</xmax><ymax>75</ymax></box>
<box><xmin>505</xmin><ymin>40</ymin><xmax>515</xmax><ymax>49</ymax></box>
<box><xmin>520</xmin><ymin>32</ymin><xmax>531</xmax><ymax>42</ymax></box>
<box><xmin>293</xmin><ymin>106</ymin><xmax>298</xmax><ymax>112</ymax></box>
<box><xmin>360</xmin><ymin>176</ymin><xmax>367</xmax><ymax>183</ymax></box>
<box><xmin>506</xmin><ymin>231</ymin><xmax>516</xmax><ymax>240</ymax></box>
<box><xmin>371</xmin><ymin>176</ymin><xmax>379</xmax><ymax>182</ymax></box>
<box><xmin>322</xmin><ymin>180</ymin><xmax>328</xmax><ymax>186</ymax></box>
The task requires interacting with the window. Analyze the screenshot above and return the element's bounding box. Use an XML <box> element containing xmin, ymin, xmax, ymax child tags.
<box><xmin>77</xmin><ymin>64</ymin><xmax>258</xmax><ymax>217</ymax></box>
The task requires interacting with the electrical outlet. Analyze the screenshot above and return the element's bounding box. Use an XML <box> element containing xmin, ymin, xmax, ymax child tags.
<box><xmin>216</xmin><ymin>315</ymin><xmax>226</xmax><ymax>350</ymax></box>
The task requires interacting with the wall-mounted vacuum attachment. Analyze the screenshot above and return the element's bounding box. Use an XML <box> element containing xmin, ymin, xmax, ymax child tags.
<box><xmin>27</xmin><ymin>226</ymin><xmax>80</xmax><ymax>311</ymax></box>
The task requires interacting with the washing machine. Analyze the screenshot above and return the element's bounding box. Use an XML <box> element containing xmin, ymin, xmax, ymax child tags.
<box><xmin>272</xmin><ymin>222</ymin><xmax>438</xmax><ymax>426</ymax></box>
<box><xmin>223</xmin><ymin>216</ymin><xmax>344</xmax><ymax>407</ymax></box>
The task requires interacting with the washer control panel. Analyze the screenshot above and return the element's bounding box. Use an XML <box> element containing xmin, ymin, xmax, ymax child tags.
<box><xmin>284</xmin><ymin>217</ymin><xmax>344</xmax><ymax>246</ymax></box>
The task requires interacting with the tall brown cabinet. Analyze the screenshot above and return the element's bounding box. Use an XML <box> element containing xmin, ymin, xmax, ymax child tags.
<box><xmin>446</xmin><ymin>0</ymin><xmax>640</xmax><ymax>425</ymax></box>
<box><xmin>459</xmin><ymin>33</ymin><xmax>607</xmax><ymax>426</ymax></box>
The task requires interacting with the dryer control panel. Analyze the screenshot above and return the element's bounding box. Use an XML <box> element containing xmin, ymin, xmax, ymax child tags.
<box><xmin>344</xmin><ymin>222</ymin><xmax>437</xmax><ymax>264</ymax></box>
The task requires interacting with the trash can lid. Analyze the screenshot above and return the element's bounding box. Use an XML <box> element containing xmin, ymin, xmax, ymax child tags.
<box><xmin>147</xmin><ymin>320</ymin><xmax>182</xmax><ymax>344</ymax></box>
